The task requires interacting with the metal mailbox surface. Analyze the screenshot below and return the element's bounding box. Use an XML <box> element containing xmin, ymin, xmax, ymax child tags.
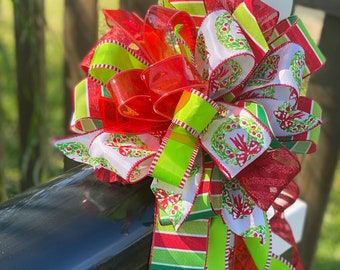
<box><xmin>0</xmin><ymin>166</ymin><xmax>154</xmax><ymax>270</ymax></box>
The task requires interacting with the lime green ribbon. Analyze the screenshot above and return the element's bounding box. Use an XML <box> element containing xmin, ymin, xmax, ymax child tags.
<box><xmin>151</xmin><ymin>90</ymin><xmax>218</xmax><ymax>187</ymax></box>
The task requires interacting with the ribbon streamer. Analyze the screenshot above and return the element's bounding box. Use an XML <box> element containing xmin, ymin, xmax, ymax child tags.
<box><xmin>55</xmin><ymin>0</ymin><xmax>325</xmax><ymax>269</ymax></box>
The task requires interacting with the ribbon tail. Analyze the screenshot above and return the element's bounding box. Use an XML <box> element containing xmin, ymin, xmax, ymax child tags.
<box><xmin>207</xmin><ymin>216</ymin><xmax>230</xmax><ymax>269</ymax></box>
<box><xmin>244</xmin><ymin>213</ymin><xmax>296</xmax><ymax>270</ymax></box>
<box><xmin>150</xmin><ymin>207</ymin><xmax>210</xmax><ymax>269</ymax></box>
<box><xmin>270</xmin><ymin>181</ymin><xmax>304</xmax><ymax>270</ymax></box>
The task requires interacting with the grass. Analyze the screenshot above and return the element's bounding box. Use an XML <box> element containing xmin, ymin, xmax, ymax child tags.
<box><xmin>0</xmin><ymin>0</ymin><xmax>340</xmax><ymax>268</ymax></box>
<box><xmin>312</xmin><ymin>162</ymin><xmax>340</xmax><ymax>269</ymax></box>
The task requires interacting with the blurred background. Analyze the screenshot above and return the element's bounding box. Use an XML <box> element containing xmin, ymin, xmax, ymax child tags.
<box><xmin>0</xmin><ymin>0</ymin><xmax>339</xmax><ymax>269</ymax></box>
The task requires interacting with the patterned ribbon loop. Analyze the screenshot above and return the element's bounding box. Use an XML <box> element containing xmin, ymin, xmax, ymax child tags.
<box><xmin>56</xmin><ymin>130</ymin><xmax>161</xmax><ymax>183</ymax></box>
<box><xmin>195</xmin><ymin>9</ymin><xmax>256</xmax><ymax>99</ymax></box>
<box><xmin>151</xmin><ymin>149</ymin><xmax>206</xmax><ymax>230</ymax></box>
<box><xmin>236</xmin><ymin>42</ymin><xmax>322</xmax><ymax>153</ymax></box>
<box><xmin>200</xmin><ymin>102</ymin><xmax>272</xmax><ymax>180</ymax></box>
<box><xmin>279</xmin><ymin>96</ymin><xmax>322</xmax><ymax>154</ymax></box>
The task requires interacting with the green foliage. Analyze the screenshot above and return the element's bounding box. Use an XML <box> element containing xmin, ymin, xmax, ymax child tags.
<box><xmin>0</xmin><ymin>0</ymin><xmax>119</xmax><ymax>196</ymax></box>
<box><xmin>0</xmin><ymin>0</ymin><xmax>20</xmax><ymax>196</ymax></box>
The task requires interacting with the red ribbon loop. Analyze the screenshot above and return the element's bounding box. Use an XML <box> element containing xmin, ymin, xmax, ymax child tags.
<box><xmin>237</xmin><ymin>147</ymin><xmax>301</xmax><ymax>211</ymax></box>
<box><xmin>144</xmin><ymin>5</ymin><xmax>197</xmax><ymax>62</ymax></box>
<box><xmin>103</xmin><ymin>54</ymin><xmax>207</xmax><ymax>133</ymax></box>
<box><xmin>142</xmin><ymin>54</ymin><xmax>207</xmax><ymax>119</ymax></box>
<box><xmin>106</xmin><ymin>69</ymin><xmax>166</xmax><ymax>122</ymax></box>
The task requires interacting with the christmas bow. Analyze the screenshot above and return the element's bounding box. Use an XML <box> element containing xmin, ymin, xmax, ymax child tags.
<box><xmin>55</xmin><ymin>0</ymin><xmax>325</xmax><ymax>269</ymax></box>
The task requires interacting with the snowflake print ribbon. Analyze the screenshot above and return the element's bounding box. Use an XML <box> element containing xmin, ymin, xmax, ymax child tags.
<box><xmin>55</xmin><ymin>0</ymin><xmax>325</xmax><ymax>269</ymax></box>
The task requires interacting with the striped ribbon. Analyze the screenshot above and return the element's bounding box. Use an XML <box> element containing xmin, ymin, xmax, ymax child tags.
<box><xmin>71</xmin><ymin>77</ymin><xmax>109</xmax><ymax>133</ymax></box>
<box><xmin>269</xmin><ymin>15</ymin><xmax>326</xmax><ymax>77</ymax></box>
<box><xmin>150</xmin><ymin>215</ymin><xmax>210</xmax><ymax>269</ymax></box>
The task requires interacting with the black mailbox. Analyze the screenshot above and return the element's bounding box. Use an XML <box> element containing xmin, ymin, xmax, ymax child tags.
<box><xmin>0</xmin><ymin>165</ymin><xmax>155</xmax><ymax>270</ymax></box>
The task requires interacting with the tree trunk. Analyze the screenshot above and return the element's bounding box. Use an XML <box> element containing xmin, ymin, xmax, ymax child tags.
<box><xmin>0</xmin><ymin>52</ymin><xmax>6</xmax><ymax>202</ymax></box>
<box><xmin>119</xmin><ymin>0</ymin><xmax>157</xmax><ymax>16</ymax></box>
<box><xmin>13</xmin><ymin>0</ymin><xmax>46</xmax><ymax>191</ymax></box>
<box><xmin>296</xmin><ymin>14</ymin><xmax>340</xmax><ymax>270</ymax></box>
<box><xmin>63</xmin><ymin>0</ymin><xmax>98</xmax><ymax>171</ymax></box>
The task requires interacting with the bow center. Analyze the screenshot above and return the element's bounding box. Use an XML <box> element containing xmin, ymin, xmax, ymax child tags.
<box><xmin>172</xmin><ymin>89</ymin><xmax>219</xmax><ymax>137</ymax></box>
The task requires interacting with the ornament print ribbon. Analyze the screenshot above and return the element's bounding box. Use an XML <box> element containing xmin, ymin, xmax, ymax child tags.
<box><xmin>55</xmin><ymin>0</ymin><xmax>325</xmax><ymax>269</ymax></box>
